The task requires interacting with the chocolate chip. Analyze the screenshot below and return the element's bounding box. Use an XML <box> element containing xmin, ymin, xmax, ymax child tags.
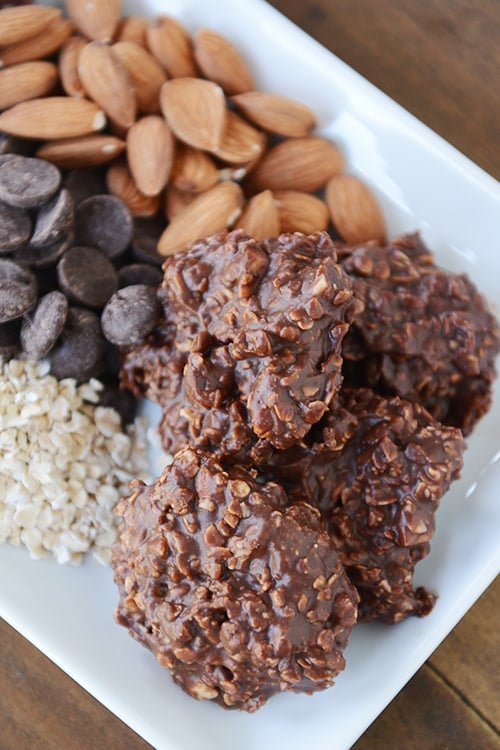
<box><xmin>0</xmin><ymin>154</ymin><xmax>61</xmax><ymax>209</ymax></box>
<box><xmin>131</xmin><ymin>216</ymin><xmax>166</xmax><ymax>267</ymax></box>
<box><xmin>63</xmin><ymin>169</ymin><xmax>106</xmax><ymax>207</ymax></box>
<box><xmin>98</xmin><ymin>384</ymin><xmax>137</xmax><ymax>424</ymax></box>
<box><xmin>57</xmin><ymin>246</ymin><xmax>118</xmax><ymax>309</ymax></box>
<box><xmin>102</xmin><ymin>285</ymin><xmax>160</xmax><ymax>347</ymax></box>
<box><xmin>0</xmin><ymin>319</ymin><xmax>21</xmax><ymax>360</ymax></box>
<box><xmin>0</xmin><ymin>134</ymin><xmax>34</xmax><ymax>157</ymax></box>
<box><xmin>0</xmin><ymin>201</ymin><xmax>31</xmax><ymax>254</ymax></box>
<box><xmin>118</xmin><ymin>263</ymin><xmax>163</xmax><ymax>288</ymax></box>
<box><xmin>0</xmin><ymin>259</ymin><xmax>37</xmax><ymax>323</ymax></box>
<box><xmin>48</xmin><ymin>307</ymin><xmax>105</xmax><ymax>381</ymax></box>
<box><xmin>30</xmin><ymin>189</ymin><xmax>74</xmax><ymax>248</ymax></box>
<box><xmin>74</xmin><ymin>194</ymin><xmax>132</xmax><ymax>259</ymax></box>
<box><xmin>14</xmin><ymin>233</ymin><xmax>72</xmax><ymax>269</ymax></box>
<box><xmin>20</xmin><ymin>290</ymin><xmax>68</xmax><ymax>359</ymax></box>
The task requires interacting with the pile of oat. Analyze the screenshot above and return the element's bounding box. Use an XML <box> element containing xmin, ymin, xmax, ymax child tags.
<box><xmin>0</xmin><ymin>358</ymin><xmax>149</xmax><ymax>565</ymax></box>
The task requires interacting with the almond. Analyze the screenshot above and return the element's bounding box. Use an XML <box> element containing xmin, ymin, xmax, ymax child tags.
<box><xmin>171</xmin><ymin>144</ymin><xmax>219</xmax><ymax>193</ymax></box>
<box><xmin>211</xmin><ymin>110</ymin><xmax>266</xmax><ymax>165</ymax></box>
<box><xmin>106</xmin><ymin>159</ymin><xmax>161</xmax><ymax>217</ymax></box>
<box><xmin>160</xmin><ymin>77</ymin><xmax>226</xmax><ymax>152</ymax></box>
<box><xmin>59</xmin><ymin>36</ymin><xmax>86</xmax><ymax>98</ymax></box>
<box><xmin>158</xmin><ymin>181</ymin><xmax>243</xmax><ymax>256</ymax></box>
<box><xmin>235</xmin><ymin>190</ymin><xmax>280</xmax><ymax>240</ymax></box>
<box><xmin>126</xmin><ymin>116</ymin><xmax>174</xmax><ymax>197</ymax></box>
<box><xmin>164</xmin><ymin>185</ymin><xmax>198</xmax><ymax>221</ymax></box>
<box><xmin>0</xmin><ymin>97</ymin><xmax>106</xmax><ymax>139</ymax></box>
<box><xmin>78</xmin><ymin>41</ymin><xmax>136</xmax><ymax>129</ymax></box>
<box><xmin>116</xmin><ymin>15</ymin><xmax>148</xmax><ymax>48</ymax></box>
<box><xmin>193</xmin><ymin>28</ymin><xmax>254</xmax><ymax>95</ymax></box>
<box><xmin>246</xmin><ymin>136</ymin><xmax>344</xmax><ymax>193</ymax></box>
<box><xmin>112</xmin><ymin>41</ymin><xmax>167</xmax><ymax>115</ymax></box>
<box><xmin>36</xmin><ymin>134</ymin><xmax>125</xmax><ymax>169</ymax></box>
<box><xmin>0</xmin><ymin>61</ymin><xmax>58</xmax><ymax>110</ymax></box>
<box><xmin>66</xmin><ymin>0</ymin><xmax>120</xmax><ymax>43</ymax></box>
<box><xmin>325</xmin><ymin>174</ymin><xmax>386</xmax><ymax>244</ymax></box>
<box><xmin>274</xmin><ymin>190</ymin><xmax>329</xmax><ymax>234</ymax></box>
<box><xmin>146</xmin><ymin>16</ymin><xmax>197</xmax><ymax>78</ymax></box>
<box><xmin>0</xmin><ymin>5</ymin><xmax>61</xmax><ymax>46</ymax></box>
<box><xmin>0</xmin><ymin>16</ymin><xmax>73</xmax><ymax>67</ymax></box>
<box><xmin>231</xmin><ymin>91</ymin><xmax>316</xmax><ymax>137</ymax></box>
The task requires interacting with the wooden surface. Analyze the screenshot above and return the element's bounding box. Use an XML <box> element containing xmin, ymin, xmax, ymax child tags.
<box><xmin>1</xmin><ymin>1</ymin><xmax>499</xmax><ymax>749</ymax></box>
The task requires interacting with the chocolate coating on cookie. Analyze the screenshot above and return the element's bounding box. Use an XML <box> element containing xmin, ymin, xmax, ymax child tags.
<box><xmin>112</xmin><ymin>448</ymin><xmax>358</xmax><ymax>711</ymax></box>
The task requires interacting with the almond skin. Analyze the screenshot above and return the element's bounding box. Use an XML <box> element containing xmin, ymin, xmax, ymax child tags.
<box><xmin>66</xmin><ymin>0</ymin><xmax>121</xmax><ymax>43</ymax></box>
<box><xmin>0</xmin><ymin>61</ymin><xmax>58</xmax><ymax>110</ymax></box>
<box><xmin>116</xmin><ymin>15</ymin><xmax>148</xmax><ymax>48</ymax></box>
<box><xmin>0</xmin><ymin>17</ymin><xmax>73</xmax><ymax>67</ymax></box>
<box><xmin>160</xmin><ymin>77</ymin><xmax>226</xmax><ymax>152</ymax></box>
<box><xmin>158</xmin><ymin>181</ymin><xmax>243</xmax><ymax>256</ymax></box>
<box><xmin>112</xmin><ymin>41</ymin><xmax>167</xmax><ymax>115</ymax></box>
<box><xmin>146</xmin><ymin>15</ymin><xmax>197</xmax><ymax>78</ymax></box>
<box><xmin>164</xmin><ymin>185</ymin><xmax>198</xmax><ymax>220</ymax></box>
<box><xmin>0</xmin><ymin>97</ymin><xmax>106</xmax><ymax>139</ymax></box>
<box><xmin>78</xmin><ymin>41</ymin><xmax>136</xmax><ymax>130</ymax></box>
<box><xmin>274</xmin><ymin>190</ymin><xmax>329</xmax><ymax>233</ymax></box>
<box><xmin>325</xmin><ymin>174</ymin><xmax>386</xmax><ymax>244</ymax></box>
<box><xmin>231</xmin><ymin>91</ymin><xmax>316</xmax><ymax>137</ymax></box>
<box><xmin>171</xmin><ymin>144</ymin><xmax>219</xmax><ymax>193</ymax></box>
<box><xmin>59</xmin><ymin>36</ymin><xmax>86</xmax><ymax>98</ymax></box>
<box><xmin>36</xmin><ymin>134</ymin><xmax>125</xmax><ymax>169</ymax></box>
<box><xmin>235</xmin><ymin>190</ymin><xmax>280</xmax><ymax>240</ymax></box>
<box><xmin>107</xmin><ymin>159</ymin><xmax>161</xmax><ymax>217</ymax></box>
<box><xmin>193</xmin><ymin>28</ymin><xmax>254</xmax><ymax>95</ymax></box>
<box><xmin>0</xmin><ymin>5</ymin><xmax>61</xmax><ymax>46</ymax></box>
<box><xmin>211</xmin><ymin>110</ymin><xmax>266</xmax><ymax>165</ymax></box>
<box><xmin>246</xmin><ymin>136</ymin><xmax>344</xmax><ymax>193</ymax></box>
<box><xmin>126</xmin><ymin>115</ymin><xmax>175</xmax><ymax>197</ymax></box>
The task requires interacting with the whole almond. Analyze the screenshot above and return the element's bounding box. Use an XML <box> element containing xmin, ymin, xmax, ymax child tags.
<box><xmin>212</xmin><ymin>110</ymin><xmax>266</xmax><ymax>165</ymax></box>
<box><xmin>171</xmin><ymin>144</ymin><xmax>218</xmax><ymax>193</ymax></box>
<box><xmin>36</xmin><ymin>134</ymin><xmax>125</xmax><ymax>169</ymax></box>
<box><xmin>275</xmin><ymin>190</ymin><xmax>329</xmax><ymax>233</ymax></box>
<box><xmin>107</xmin><ymin>160</ymin><xmax>161</xmax><ymax>217</ymax></box>
<box><xmin>247</xmin><ymin>136</ymin><xmax>344</xmax><ymax>193</ymax></box>
<box><xmin>146</xmin><ymin>15</ymin><xmax>197</xmax><ymax>78</ymax></box>
<box><xmin>231</xmin><ymin>91</ymin><xmax>316</xmax><ymax>137</ymax></box>
<box><xmin>158</xmin><ymin>181</ymin><xmax>243</xmax><ymax>256</ymax></box>
<box><xmin>325</xmin><ymin>174</ymin><xmax>386</xmax><ymax>244</ymax></box>
<box><xmin>78</xmin><ymin>41</ymin><xmax>136</xmax><ymax>129</ymax></box>
<box><xmin>160</xmin><ymin>77</ymin><xmax>226</xmax><ymax>151</ymax></box>
<box><xmin>0</xmin><ymin>5</ymin><xmax>61</xmax><ymax>46</ymax></box>
<box><xmin>112</xmin><ymin>41</ymin><xmax>167</xmax><ymax>115</ymax></box>
<box><xmin>193</xmin><ymin>28</ymin><xmax>254</xmax><ymax>95</ymax></box>
<box><xmin>59</xmin><ymin>36</ymin><xmax>86</xmax><ymax>98</ymax></box>
<box><xmin>126</xmin><ymin>116</ymin><xmax>174</xmax><ymax>196</ymax></box>
<box><xmin>116</xmin><ymin>15</ymin><xmax>148</xmax><ymax>48</ymax></box>
<box><xmin>0</xmin><ymin>97</ymin><xmax>106</xmax><ymax>139</ymax></box>
<box><xmin>235</xmin><ymin>190</ymin><xmax>280</xmax><ymax>240</ymax></box>
<box><xmin>66</xmin><ymin>0</ymin><xmax>120</xmax><ymax>43</ymax></box>
<box><xmin>0</xmin><ymin>61</ymin><xmax>58</xmax><ymax>110</ymax></box>
<box><xmin>0</xmin><ymin>17</ymin><xmax>73</xmax><ymax>67</ymax></box>
<box><xmin>164</xmin><ymin>185</ymin><xmax>198</xmax><ymax>221</ymax></box>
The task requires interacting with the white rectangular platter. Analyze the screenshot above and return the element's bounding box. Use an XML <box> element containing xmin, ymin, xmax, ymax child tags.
<box><xmin>1</xmin><ymin>1</ymin><xmax>499</xmax><ymax>749</ymax></box>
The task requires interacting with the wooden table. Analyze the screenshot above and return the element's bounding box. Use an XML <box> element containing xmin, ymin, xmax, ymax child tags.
<box><xmin>1</xmin><ymin>2</ymin><xmax>499</xmax><ymax>748</ymax></box>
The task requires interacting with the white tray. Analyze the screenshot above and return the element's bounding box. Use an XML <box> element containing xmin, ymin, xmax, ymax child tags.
<box><xmin>1</xmin><ymin>1</ymin><xmax>499</xmax><ymax>749</ymax></box>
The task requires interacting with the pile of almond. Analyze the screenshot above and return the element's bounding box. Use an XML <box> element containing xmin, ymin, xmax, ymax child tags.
<box><xmin>0</xmin><ymin>1</ymin><xmax>386</xmax><ymax>255</ymax></box>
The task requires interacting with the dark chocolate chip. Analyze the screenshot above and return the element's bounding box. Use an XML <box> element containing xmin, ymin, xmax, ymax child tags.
<box><xmin>98</xmin><ymin>385</ymin><xmax>137</xmax><ymax>425</ymax></box>
<box><xmin>0</xmin><ymin>154</ymin><xmax>61</xmax><ymax>209</ymax></box>
<box><xmin>74</xmin><ymin>194</ymin><xmax>132</xmax><ymax>259</ymax></box>
<box><xmin>0</xmin><ymin>134</ymin><xmax>34</xmax><ymax>157</ymax></box>
<box><xmin>57</xmin><ymin>246</ymin><xmax>118</xmax><ymax>309</ymax></box>
<box><xmin>48</xmin><ymin>307</ymin><xmax>105</xmax><ymax>381</ymax></box>
<box><xmin>0</xmin><ymin>259</ymin><xmax>37</xmax><ymax>323</ymax></box>
<box><xmin>14</xmin><ymin>233</ymin><xmax>72</xmax><ymax>269</ymax></box>
<box><xmin>30</xmin><ymin>189</ymin><xmax>74</xmax><ymax>248</ymax></box>
<box><xmin>118</xmin><ymin>263</ymin><xmax>163</xmax><ymax>288</ymax></box>
<box><xmin>63</xmin><ymin>169</ymin><xmax>106</xmax><ymax>207</ymax></box>
<box><xmin>131</xmin><ymin>216</ymin><xmax>166</xmax><ymax>267</ymax></box>
<box><xmin>0</xmin><ymin>201</ymin><xmax>31</xmax><ymax>254</ymax></box>
<box><xmin>101</xmin><ymin>284</ymin><xmax>160</xmax><ymax>347</ymax></box>
<box><xmin>0</xmin><ymin>319</ymin><xmax>21</xmax><ymax>360</ymax></box>
<box><xmin>20</xmin><ymin>290</ymin><xmax>68</xmax><ymax>359</ymax></box>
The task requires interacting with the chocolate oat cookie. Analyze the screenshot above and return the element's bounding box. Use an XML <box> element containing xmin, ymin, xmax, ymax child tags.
<box><xmin>121</xmin><ymin>230</ymin><xmax>361</xmax><ymax>460</ymax></box>
<box><xmin>112</xmin><ymin>448</ymin><xmax>358</xmax><ymax>711</ymax></box>
<box><xmin>264</xmin><ymin>389</ymin><xmax>466</xmax><ymax>623</ymax></box>
<box><xmin>339</xmin><ymin>233</ymin><xmax>500</xmax><ymax>435</ymax></box>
